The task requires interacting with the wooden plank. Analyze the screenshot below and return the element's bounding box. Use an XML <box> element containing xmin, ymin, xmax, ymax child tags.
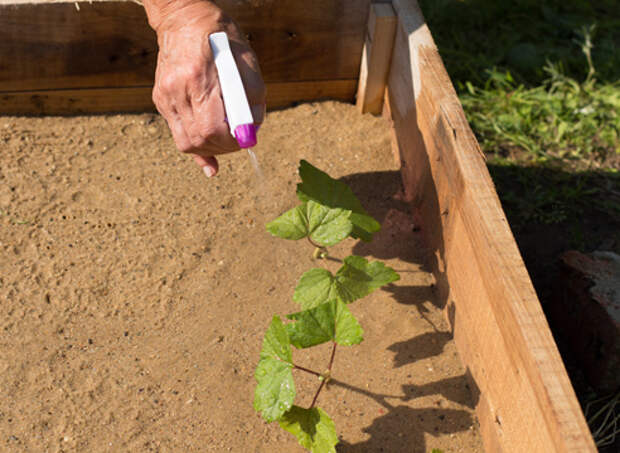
<box><xmin>266</xmin><ymin>80</ymin><xmax>357</xmax><ymax>110</ymax></box>
<box><xmin>385</xmin><ymin>1</ymin><xmax>596</xmax><ymax>452</ymax></box>
<box><xmin>0</xmin><ymin>0</ymin><xmax>370</xmax><ymax>91</ymax></box>
<box><xmin>217</xmin><ymin>0</ymin><xmax>371</xmax><ymax>83</ymax></box>
<box><xmin>0</xmin><ymin>80</ymin><xmax>357</xmax><ymax>115</ymax></box>
<box><xmin>356</xmin><ymin>2</ymin><xmax>397</xmax><ymax>114</ymax></box>
<box><xmin>0</xmin><ymin>86</ymin><xmax>156</xmax><ymax>115</ymax></box>
<box><xmin>0</xmin><ymin>0</ymin><xmax>157</xmax><ymax>92</ymax></box>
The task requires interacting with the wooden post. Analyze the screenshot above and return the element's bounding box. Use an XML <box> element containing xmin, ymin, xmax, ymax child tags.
<box><xmin>356</xmin><ymin>3</ymin><xmax>397</xmax><ymax>115</ymax></box>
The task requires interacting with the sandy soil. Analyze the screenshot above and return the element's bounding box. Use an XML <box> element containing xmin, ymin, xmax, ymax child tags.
<box><xmin>0</xmin><ymin>102</ymin><xmax>482</xmax><ymax>452</ymax></box>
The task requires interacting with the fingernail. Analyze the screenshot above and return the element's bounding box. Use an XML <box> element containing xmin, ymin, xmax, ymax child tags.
<box><xmin>203</xmin><ymin>166</ymin><xmax>216</xmax><ymax>178</ymax></box>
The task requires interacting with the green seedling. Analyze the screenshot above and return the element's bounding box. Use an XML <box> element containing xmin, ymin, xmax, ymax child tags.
<box><xmin>254</xmin><ymin>160</ymin><xmax>400</xmax><ymax>452</ymax></box>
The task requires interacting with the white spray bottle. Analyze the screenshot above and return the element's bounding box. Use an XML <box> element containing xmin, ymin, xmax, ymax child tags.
<box><xmin>208</xmin><ymin>32</ymin><xmax>257</xmax><ymax>149</ymax></box>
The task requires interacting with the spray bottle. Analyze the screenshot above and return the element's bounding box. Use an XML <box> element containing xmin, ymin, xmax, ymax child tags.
<box><xmin>208</xmin><ymin>32</ymin><xmax>258</xmax><ymax>149</ymax></box>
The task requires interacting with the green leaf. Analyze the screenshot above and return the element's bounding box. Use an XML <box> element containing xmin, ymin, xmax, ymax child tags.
<box><xmin>265</xmin><ymin>205</ymin><xmax>307</xmax><ymax>241</ymax></box>
<box><xmin>278</xmin><ymin>406</ymin><xmax>338</xmax><ymax>453</ymax></box>
<box><xmin>336</xmin><ymin>256</ymin><xmax>400</xmax><ymax>302</ymax></box>
<box><xmin>286</xmin><ymin>299</ymin><xmax>363</xmax><ymax>348</ymax></box>
<box><xmin>292</xmin><ymin>268</ymin><xmax>337</xmax><ymax>309</ymax></box>
<box><xmin>254</xmin><ymin>316</ymin><xmax>296</xmax><ymax>422</ymax></box>
<box><xmin>305</xmin><ymin>201</ymin><xmax>353</xmax><ymax>246</ymax></box>
<box><xmin>332</xmin><ymin>301</ymin><xmax>364</xmax><ymax>346</ymax></box>
<box><xmin>296</xmin><ymin>160</ymin><xmax>380</xmax><ymax>242</ymax></box>
<box><xmin>266</xmin><ymin>200</ymin><xmax>353</xmax><ymax>247</ymax></box>
<box><xmin>294</xmin><ymin>256</ymin><xmax>400</xmax><ymax>308</ymax></box>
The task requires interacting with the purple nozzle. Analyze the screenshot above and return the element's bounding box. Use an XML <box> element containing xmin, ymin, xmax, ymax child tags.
<box><xmin>234</xmin><ymin>124</ymin><xmax>257</xmax><ymax>148</ymax></box>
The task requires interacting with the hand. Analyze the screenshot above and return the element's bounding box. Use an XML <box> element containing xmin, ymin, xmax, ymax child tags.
<box><xmin>150</xmin><ymin>1</ymin><xmax>265</xmax><ymax>177</ymax></box>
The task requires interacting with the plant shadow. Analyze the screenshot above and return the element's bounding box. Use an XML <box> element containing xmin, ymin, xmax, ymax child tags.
<box><xmin>342</xmin><ymin>170</ymin><xmax>426</xmax><ymax>265</ymax></box>
<box><xmin>388</xmin><ymin>332</ymin><xmax>453</xmax><ymax>368</ymax></box>
<box><xmin>336</xmin><ymin>405</ymin><xmax>475</xmax><ymax>453</ymax></box>
<box><xmin>336</xmin><ymin>169</ymin><xmax>479</xmax><ymax>451</ymax></box>
<box><xmin>330</xmin><ymin>370</ymin><xmax>480</xmax><ymax>453</ymax></box>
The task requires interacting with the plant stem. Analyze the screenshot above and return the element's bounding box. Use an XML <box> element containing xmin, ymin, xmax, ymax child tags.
<box><xmin>309</xmin><ymin>342</ymin><xmax>338</xmax><ymax>409</ymax></box>
<box><xmin>293</xmin><ymin>364</ymin><xmax>322</xmax><ymax>378</ymax></box>
<box><xmin>310</xmin><ymin>379</ymin><xmax>327</xmax><ymax>409</ymax></box>
<box><xmin>306</xmin><ymin>236</ymin><xmax>322</xmax><ymax>250</ymax></box>
<box><xmin>328</xmin><ymin>342</ymin><xmax>337</xmax><ymax>371</ymax></box>
<box><xmin>307</xmin><ymin>237</ymin><xmax>331</xmax><ymax>261</ymax></box>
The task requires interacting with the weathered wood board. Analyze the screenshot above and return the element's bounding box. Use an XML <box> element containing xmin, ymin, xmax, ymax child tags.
<box><xmin>383</xmin><ymin>1</ymin><xmax>596</xmax><ymax>451</ymax></box>
<box><xmin>0</xmin><ymin>80</ymin><xmax>357</xmax><ymax>115</ymax></box>
<box><xmin>0</xmin><ymin>0</ymin><xmax>370</xmax><ymax>113</ymax></box>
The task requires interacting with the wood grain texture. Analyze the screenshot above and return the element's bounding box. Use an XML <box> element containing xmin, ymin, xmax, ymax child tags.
<box><xmin>0</xmin><ymin>80</ymin><xmax>357</xmax><ymax>115</ymax></box>
<box><xmin>0</xmin><ymin>0</ymin><xmax>370</xmax><ymax>91</ymax></box>
<box><xmin>385</xmin><ymin>1</ymin><xmax>596</xmax><ymax>451</ymax></box>
<box><xmin>356</xmin><ymin>2</ymin><xmax>397</xmax><ymax>114</ymax></box>
<box><xmin>216</xmin><ymin>0</ymin><xmax>371</xmax><ymax>83</ymax></box>
<box><xmin>0</xmin><ymin>1</ymin><xmax>157</xmax><ymax>92</ymax></box>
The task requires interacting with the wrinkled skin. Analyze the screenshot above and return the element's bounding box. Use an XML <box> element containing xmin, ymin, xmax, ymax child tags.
<box><xmin>150</xmin><ymin>2</ymin><xmax>265</xmax><ymax>177</ymax></box>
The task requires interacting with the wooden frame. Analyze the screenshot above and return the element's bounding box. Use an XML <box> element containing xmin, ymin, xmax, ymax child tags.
<box><xmin>0</xmin><ymin>0</ymin><xmax>597</xmax><ymax>451</ymax></box>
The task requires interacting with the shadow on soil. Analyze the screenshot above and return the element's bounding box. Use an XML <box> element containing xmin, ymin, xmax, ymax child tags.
<box><xmin>329</xmin><ymin>344</ymin><xmax>479</xmax><ymax>453</ymax></box>
<box><xmin>338</xmin><ymin>158</ymin><xmax>620</xmax><ymax>451</ymax></box>
<box><xmin>336</xmin><ymin>405</ymin><xmax>474</xmax><ymax>453</ymax></box>
<box><xmin>334</xmin><ymin>170</ymin><xmax>478</xmax><ymax>452</ymax></box>
<box><xmin>388</xmin><ymin>332</ymin><xmax>453</xmax><ymax>368</ymax></box>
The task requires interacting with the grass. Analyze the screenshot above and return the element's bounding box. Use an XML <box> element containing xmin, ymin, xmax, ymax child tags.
<box><xmin>461</xmin><ymin>57</ymin><xmax>620</xmax><ymax>232</ymax></box>
<box><xmin>418</xmin><ymin>0</ymin><xmax>620</xmax><ymax>231</ymax></box>
<box><xmin>418</xmin><ymin>0</ymin><xmax>620</xmax><ymax>88</ymax></box>
<box><xmin>460</xmin><ymin>66</ymin><xmax>620</xmax><ymax>167</ymax></box>
<box><xmin>585</xmin><ymin>390</ymin><xmax>620</xmax><ymax>448</ymax></box>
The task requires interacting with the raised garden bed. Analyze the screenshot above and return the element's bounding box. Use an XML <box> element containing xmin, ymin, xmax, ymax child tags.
<box><xmin>0</xmin><ymin>0</ymin><xmax>596</xmax><ymax>451</ymax></box>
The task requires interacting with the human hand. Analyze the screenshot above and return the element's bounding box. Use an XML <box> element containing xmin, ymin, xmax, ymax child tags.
<box><xmin>147</xmin><ymin>1</ymin><xmax>265</xmax><ymax>177</ymax></box>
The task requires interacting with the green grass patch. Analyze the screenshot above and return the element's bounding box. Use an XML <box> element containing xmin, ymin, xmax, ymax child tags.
<box><xmin>460</xmin><ymin>67</ymin><xmax>620</xmax><ymax>166</ymax></box>
<box><xmin>418</xmin><ymin>0</ymin><xmax>620</xmax><ymax>228</ymax></box>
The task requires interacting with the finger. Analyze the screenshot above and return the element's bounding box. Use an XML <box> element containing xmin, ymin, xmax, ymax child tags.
<box><xmin>189</xmin><ymin>78</ymin><xmax>240</xmax><ymax>154</ymax></box>
<box><xmin>152</xmin><ymin>81</ymin><xmax>192</xmax><ymax>152</ymax></box>
<box><xmin>192</xmin><ymin>154</ymin><xmax>219</xmax><ymax>178</ymax></box>
<box><xmin>168</xmin><ymin>110</ymin><xmax>193</xmax><ymax>153</ymax></box>
<box><xmin>176</xmin><ymin>93</ymin><xmax>203</xmax><ymax>152</ymax></box>
<box><xmin>191</xmin><ymin>142</ymin><xmax>233</xmax><ymax>159</ymax></box>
